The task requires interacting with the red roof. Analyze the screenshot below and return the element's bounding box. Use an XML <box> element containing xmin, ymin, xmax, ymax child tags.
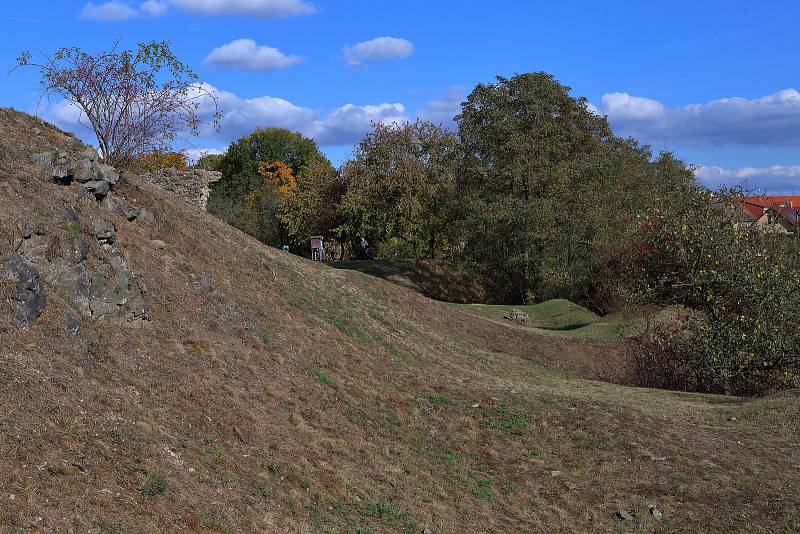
<box><xmin>739</xmin><ymin>196</ymin><xmax>800</xmax><ymax>228</ymax></box>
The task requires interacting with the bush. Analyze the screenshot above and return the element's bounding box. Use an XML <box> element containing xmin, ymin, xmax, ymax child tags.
<box><xmin>629</xmin><ymin>187</ymin><xmax>800</xmax><ymax>395</ymax></box>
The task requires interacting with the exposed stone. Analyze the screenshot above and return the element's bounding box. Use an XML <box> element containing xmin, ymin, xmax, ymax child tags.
<box><xmin>504</xmin><ymin>308</ymin><xmax>529</xmax><ymax>323</ymax></box>
<box><xmin>92</xmin><ymin>219</ymin><xmax>116</xmax><ymax>245</ymax></box>
<box><xmin>114</xmin><ymin>197</ymin><xmax>141</xmax><ymax>221</ymax></box>
<box><xmin>150</xmin><ymin>239</ymin><xmax>166</xmax><ymax>250</ymax></box>
<box><xmin>196</xmin><ymin>275</ymin><xmax>216</xmax><ymax>295</ymax></box>
<box><xmin>78</xmin><ymin>180</ymin><xmax>111</xmax><ymax>201</ymax></box>
<box><xmin>64</xmin><ymin>310</ymin><xmax>81</xmax><ymax>336</ymax></box>
<box><xmin>137</xmin><ymin>208</ymin><xmax>157</xmax><ymax>225</ymax></box>
<box><xmin>616</xmin><ymin>510</ymin><xmax>634</xmax><ymax>521</ymax></box>
<box><xmin>97</xmin><ymin>164</ymin><xmax>119</xmax><ymax>187</ymax></box>
<box><xmin>52</xmin><ymin>152</ymin><xmax>74</xmax><ymax>185</ymax></box>
<box><xmin>30</xmin><ymin>151</ymin><xmax>53</xmax><ymax>172</ymax></box>
<box><xmin>87</xmin><ymin>250</ymin><xmax>148</xmax><ymax>322</ymax></box>
<box><xmin>142</xmin><ymin>167</ymin><xmax>222</xmax><ymax>210</ymax></box>
<box><xmin>3</xmin><ymin>252</ymin><xmax>47</xmax><ymax>329</ymax></box>
<box><xmin>64</xmin><ymin>206</ymin><xmax>81</xmax><ymax>225</ymax></box>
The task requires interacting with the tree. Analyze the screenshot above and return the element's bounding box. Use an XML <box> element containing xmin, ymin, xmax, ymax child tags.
<box><xmin>279</xmin><ymin>161</ymin><xmax>346</xmax><ymax>254</ymax></box>
<box><xmin>207</xmin><ymin>128</ymin><xmax>328</xmax><ymax>247</ymax></box>
<box><xmin>194</xmin><ymin>153</ymin><xmax>224</xmax><ymax>171</ymax></box>
<box><xmin>16</xmin><ymin>41</ymin><xmax>220</xmax><ymax>168</ymax></box>
<box><xmin>627</xmin><ymin>186</ymin><xmax>800</xmax><ymax>395</ymax></box>
<box><xmin>455</xmin><ymin>72</ymin><xmax>694</xmax><ymax>306</ymax></box>
<box><xmin>340</xmin><ymin>121</ymin><xmax>461</xmax><ymax>258</ymax></box>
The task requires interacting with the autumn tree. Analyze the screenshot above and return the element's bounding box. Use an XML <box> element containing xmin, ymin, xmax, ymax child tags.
<box><xmin>208</xmin><ymin>128</ymin><xmax>327</xmax><ymax>247</ymax></box>
<box><xmin>16</xmin><ymin>41</ymin><xmax>220</xmax><ymax>168</ymax></box>
<box><xmin>279</xmin><ymin>161</ymin><xmax>346</xmax><ymax>254</ymax></box>
<box><xmin>340</xmin><ymin>121</ymin><xmax>461</xmax><ymax>258</ymax></box>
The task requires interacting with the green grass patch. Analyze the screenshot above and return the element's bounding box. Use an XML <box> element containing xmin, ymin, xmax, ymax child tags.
<box><xmin>310</xmin><ymin>367</ymin><xmax>341</xmax><ymax>390</ymax></box>
<box><xmin>134</xmin><ymin>464</ymin><xmax>166</xmax><ymax>498</ymax></box>
<box><xmin>449</xmin><ymin>299</ymin><xmax>645</xmax><ymax>340</ymax></box>
<box><xmin>482</xmin><ymin>406</ymin><xmax>530</xmax><ymax>434</ymax></box>
<box><xmin>422</xmin><ymin>392</ymin><xmax>458</xmax><ymax>406</ymax></box>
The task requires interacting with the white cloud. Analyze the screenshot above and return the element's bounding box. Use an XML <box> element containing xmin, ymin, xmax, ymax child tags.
<box><xmin>184</xmin><ymin>147</ymin><xmax>226</xmax><ymax>164</ymax></box>
<box><xmin>170</xmin><ymin>0</ymin><xmax>315</xmax><ymax>18</ymax></box>
<box><xmin>81</xmin><ymin>1</ymin><xmax>138</xmax><ymax>20</ymax></box>
<box><xmin>592</xmin><ymin>89</ymin><xmax>800</xmax><ymax>147</ymax></box>
<box><xmin>695</xmin><ymin>164</ymin><xmax>800</xmax><ymax>194</ymax></box>
<box><xmin>309</xmin><ymin>103</ymin><xmax>408</xmax><ymax>145</ymax></box>
<box><xmin>140</xmin><ymin>0</ymin><xmax>168</xmax><ymax>16</ymax></box>
<box><xmin>80</xmin><ymin>0</ymin><xmax>167</xmax><ymax>20</ymax></box>
<box><xmin>190</xmin><ymin>83</ymin><xmax>407</xmax><ymax>146</ymax></box>
<box><xmin>204</xmin><ymin>39</ymin><xmax>301</xmax><ymax>71</ymax></box>
<box><xmin>417</xmin><ymin>87</ymin><xmax>465</xmax><ymax>129</ymax></box>
<box><xmin>342</xmin><ymin>37</ymin><xmax>414</xmax><ymax>67</ymax></box>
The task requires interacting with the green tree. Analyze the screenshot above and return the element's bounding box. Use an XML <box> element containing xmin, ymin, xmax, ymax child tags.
<box><xmin>194</xmin><ymin>153</ymin><xmax>224</xmax><ymax>171</ymax></box>
<box><xmin>280</xmin><ymin>160</ymin><xmax>347</xmax><ymax>255</ymax></box>
<box><xmin>340</xmin><ymin>121</ymin><xmax>461</xmax><ymax>258</ymax></box>
<box><xmin>456</xmin><ymin>72</ymin><xmax>693</xmax><ymax>306</ymax></box>
<box><xmin>207</xmin><ymin>128</ymin><xmax>328</xmax><ymax>247</ymax></box>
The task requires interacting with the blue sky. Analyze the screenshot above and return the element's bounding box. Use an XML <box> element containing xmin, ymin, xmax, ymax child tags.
<box><xmin>2</xmin><ymin>0</ymin><xmax>799</xmax><ymax>192</ymax></box>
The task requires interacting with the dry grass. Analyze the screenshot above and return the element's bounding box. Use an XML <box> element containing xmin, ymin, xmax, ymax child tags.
<box><xmin>0</xmin><ymin>109</ymin><xmax>798</xmax><ymax>533</ymax></box>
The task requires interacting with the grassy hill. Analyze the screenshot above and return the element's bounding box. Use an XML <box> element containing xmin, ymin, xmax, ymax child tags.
<box><xmin>1</xmin><ymin>109</ymin><xmax>799</xmax><ymax>533</ymax></box>
<box><xmin>448</xmin><ymin>299</ymin><xmax>666</xmax><ymax>341</ymax></box>
<box><xmin>332</xmin><ymin>259</ymin><xmax>489</xmax><ymax>303</ymax></box>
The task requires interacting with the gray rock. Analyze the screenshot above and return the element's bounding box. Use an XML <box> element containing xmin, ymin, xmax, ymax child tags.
<box><xmin>63</xmin><ymin>206</ymin><xmax>81</xmax><ymax>225</ymax></box>
<box><xmin>3</xmin><ymin>252</ymin><xmax>47</xmax><ymax>329</ymax></box>
<box><xmin>137</xmin><ymin>208</ymin><xmax>157</xmax><ymax>225</ymax></box>
<box><xmin>197</xmin><ymin>275</ymin><xmax>216</xmax><ymax>295</ymax></box>
<box><xmin>80</xmin><ymin>180</ymin><xmax>111</xmax><ymax>201</ymax></box>
<box><xmin>115</xmin><ymin>197</ymin><xmax>141</xmax><ymax>221</ymax></box>
<box><xmin>82</xmin><ymin>359</ymin><xmax>93</xmax><ymax>378</ymax></box>
<box><xmin>616</xmin><ymin>510</ymin><xmax>634</xmax><ymax>521</ymax></box>
<box><xmin>52</xmin><ymin>152</ymin><xmax>74</xmax><ymax>185</ymax></box>
<box><xmin>47</xmin><ymin>262</ymin><xmax>90</xmax><ymax>315</ymax></box>
<box><xmin>64</xmin><ymin>310</ymin><xmax>81</xmax><ymax>336</ymax></box>
<box><xmin>102</xmin><ymin>193</ymin><xmax>117</xmax><ymax>213</ymax></box>
<box><xmin>504</xmin><ymin>308</ymin><xmax>529</xmax><ymax>323</ymax></box>
<box><xmin>92</xmin><ymin>219</ymin><xmax>116</xmax><ymax>245</ymax></box>
<box><xmin>97</xmin><ymin>164</ymin><xmax>119</xmax><ymax>186</ymax></box>
<box><xmin>63</xmin><ymin>234</ymin><xmax>89</xmax><ymax>265</ymax></box>
<box><xmin>30</xmin><ymin>151</ymin><xmax>53</xmax><ymax>171</ymax></box>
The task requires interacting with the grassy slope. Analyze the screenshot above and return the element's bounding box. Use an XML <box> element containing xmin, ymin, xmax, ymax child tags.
<box><xmin>332</xmin><ymin>259</ymin><xmax>488</xmax><ymax>303</ymax></box>
<box><xmin>448</xmin><ymin>300</ymin><xmax>649</xmax><ymax>341</ymax></box>
<box><xmin>0</xmin><ymin>110</ymin><xmax>799</xmax><ymax>533</ymax></box>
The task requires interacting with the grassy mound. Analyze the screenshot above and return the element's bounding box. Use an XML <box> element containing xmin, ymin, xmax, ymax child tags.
<box><xmin>449</xmin><ymin>299</ymin><xmax>652</xmax><ymax>341</ymax></box>
<box><xmin>332</xmin><ymin>259</ymin><xmax>489</xmax><ymax>303</ymax></box>
<box><xmin>0</xmin><ymin>109</ymin><xmax>798</xmax><ymax>533</ymax></box>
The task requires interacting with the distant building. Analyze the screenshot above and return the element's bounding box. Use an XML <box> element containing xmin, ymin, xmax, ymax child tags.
<box><xmin>731</xmin><ymin>196</ymin><xmax>800</xmax><ymax>234</ymax></box>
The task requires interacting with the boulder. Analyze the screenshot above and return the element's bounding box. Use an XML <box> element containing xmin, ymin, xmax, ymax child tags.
<box><xmin>64</xmin><ymin>310</ymin><xmax>81</xmax><ymax>336</ymax></box>
<box><xmin>78</xmin><ymin>180</ymin><xmax>111</xmax><ymax>201</ymax></box>
<box><xmin>92</xmin><ymin>219</ymin><xmax>116</xmax><ymax>245</ymax></box>
<box><xmin>3</xmin><ymin>252</ymin><xmax>47</xmax><ymax>329</ymax></box>
<box><xmin>504</xmin><ymin>308</ymin><xmax>529</xmax><ymax>323</ymax></box>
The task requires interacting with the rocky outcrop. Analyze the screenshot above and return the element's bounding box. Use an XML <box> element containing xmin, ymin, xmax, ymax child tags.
<box><xmin>142</xmin><ymin>168</ymin><xmax>222</xmax><ymax>210</ymax></box>
<box><xmin>3</xmin><ymin>252</ymin><xmax>47</xmax><ymax>329</ymax></box>
<box><xmin>10</xmin><ymin>205</ymin><xmax>150</xmax><ymax>327</ymax></box>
